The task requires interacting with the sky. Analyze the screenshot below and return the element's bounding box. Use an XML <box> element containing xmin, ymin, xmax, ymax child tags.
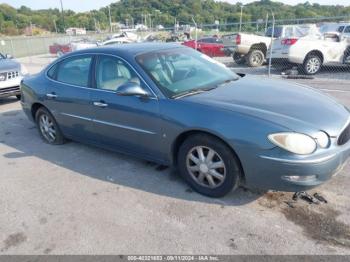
<box><xmin>2</xmin><ymin>0</ymin><xmax>350</xmax><ymax>12</ymax></box>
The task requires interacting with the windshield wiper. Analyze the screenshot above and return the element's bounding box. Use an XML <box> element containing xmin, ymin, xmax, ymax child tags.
<box><xmin>172</xmin><ymin>86</ymin><xmax>217</xmax><ymax>99</ymax></box>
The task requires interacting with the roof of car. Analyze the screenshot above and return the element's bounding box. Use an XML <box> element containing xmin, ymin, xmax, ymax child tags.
<box><xmin>74</xmin><ymin>42</ymin><xmax>184</xmax><ymax>56</ymax></box>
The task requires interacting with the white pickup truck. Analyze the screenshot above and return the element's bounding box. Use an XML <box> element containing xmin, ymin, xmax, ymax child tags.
<box><xmin>268</xmin><ymin>29</ymin><xmax>350</xmax><ymax>75</ymax></box>
<box><xmin>222</xmin><ymin>25</ymin><xmax>314</xmax><ymax>67</ymax></box>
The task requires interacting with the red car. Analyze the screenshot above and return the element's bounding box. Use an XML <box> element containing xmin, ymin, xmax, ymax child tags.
<box><xmin>49</xmin><ymin>43</ymin><xmax>72</xmax><ymax>56</ymax></box>
<box><xmin>182</xmin><ymin>37</ymin><xmax>226</xmax><ymax>57</ymax></box>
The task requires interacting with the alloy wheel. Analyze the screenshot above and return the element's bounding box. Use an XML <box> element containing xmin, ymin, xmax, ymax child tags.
<box><xmin>186</xmin><ymin>146</ymin><xmax>226</xmax><ymax>188</ymax></box>
<box><xmin>39</xmin><ymin>114</ymin><xmax>56</xmax><ymax>143</ymax></box>
<box><xmin>306</xmin><ymin>57</ymin><xmax>321</xmax><ymax>74</ymax></box>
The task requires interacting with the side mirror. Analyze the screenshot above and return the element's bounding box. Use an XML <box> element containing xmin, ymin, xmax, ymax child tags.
<box><xmin>5</xmin><ymin>54</ymin><xmax>13</xmax><ymax>59</ymax></box>
<box><xmin>116</xmin><ymin>82</ymin><xmax>150</xmax><ymax>97</ymax></box>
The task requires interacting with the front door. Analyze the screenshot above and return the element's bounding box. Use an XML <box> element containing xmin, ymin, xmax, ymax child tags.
<box><xmin>90</xmin><ymin>55</ymin><xmax>162</xmax><ymax>160</ymax></box>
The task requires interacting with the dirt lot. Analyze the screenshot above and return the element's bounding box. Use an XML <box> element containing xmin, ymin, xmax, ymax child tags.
<box><xmin>0</xmin><ymin>54</ymin><xmax>350</xmax><ymax>254</ymax></box>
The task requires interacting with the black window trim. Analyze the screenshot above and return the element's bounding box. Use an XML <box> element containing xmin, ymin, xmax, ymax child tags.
<box><xmin>46</xmin><ymin>54</ymin><xmax>95</xmax><ymax>88</ymax></box>
<box><xmin>45</xmin><ymin>52</ymin><xmax>158</xmax><ymax>99</ymax></box>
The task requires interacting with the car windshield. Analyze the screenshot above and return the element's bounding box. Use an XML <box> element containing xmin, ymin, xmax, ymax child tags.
<box><xmin>136</xmin><ymin>48</ymin><xmax>238</xmax><ymax>98</ymax></box>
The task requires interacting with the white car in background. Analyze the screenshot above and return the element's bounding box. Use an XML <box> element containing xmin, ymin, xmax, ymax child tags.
<box><xmin>222</xmin><ymin>24</ymin><xmax>316</xmax><ymax>67</ymax></box>
<box><xmin>0</xmin><ymin>53</ymin><xmax>28</xmax><ymax>100</ymax></box>
<box><xmin>268</xmin><ymin>27</ymin><xmax>350</xmax><ymax>75</ymax></box>
<box><xmin>319</xmin><ymin>22</ymin><xmax>350</xmax><ymax>40</ymax></box>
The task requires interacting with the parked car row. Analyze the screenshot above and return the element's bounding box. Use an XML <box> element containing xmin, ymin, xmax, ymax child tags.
<box><xmin>222</xmin><ymin>22</ymin><xmax>350</xmax><ymax>75</ymax></box>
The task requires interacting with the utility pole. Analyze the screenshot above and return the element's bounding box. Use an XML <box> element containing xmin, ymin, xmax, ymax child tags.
<box><xmin>268</xmin><ymin>12</ymin><xmax>275</xmax><ymax>77</ymax></box>
<box><xmin>265</xmin><ymin>13</ymin><xmax>269</xmax><ymax>33</ymax></box>
<box><xmin>53</xmin><ymin>19</ymin><xmax>58</xmax><ymax>33</ymax></box>
<box><xmin>59</xmin><ymin>0</ymin><xmax>65</xmax><ymax>32</ymax></box>
<box><xmin>108</xmin><ymin>5</ymin><xmax>112</xmax><ymax>32</ymax></box>
<box><xmin>239</xmin><ymin>5</ymin><xmax>243</xmax><ymax>32</ymax></box>
<box><xmin>192</xmin><ymin>17</ymin><xmax>198</xmax><ymax>50</ymax></box>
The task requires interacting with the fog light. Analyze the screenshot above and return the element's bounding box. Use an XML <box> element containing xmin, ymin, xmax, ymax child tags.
<box><xmin>282</xmin><ymin>175</ymin><xmax>317</xmax><ymax>182</ymax></box>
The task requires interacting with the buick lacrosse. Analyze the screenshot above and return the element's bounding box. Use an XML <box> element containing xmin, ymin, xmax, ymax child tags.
<box><xmin>21</xmin><ymin>43</ymin><xmax>350</xmax><ymax>197</ymax></box>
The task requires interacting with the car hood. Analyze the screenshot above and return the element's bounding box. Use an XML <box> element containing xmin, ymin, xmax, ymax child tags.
<box><xmin>0</xmin><ymin>59</ymin><xmax>20</xmax><ymax>72</ymax></box>
<box><xmin>183</xmin><ymin>76</ymin><xmax>349</xmax><ymax>137</ymax></box>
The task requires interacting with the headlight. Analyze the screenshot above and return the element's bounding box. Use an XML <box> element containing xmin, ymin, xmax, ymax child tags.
<box><xmin>20</xmin><ymin>65</ymin><xmax>28</xmax><ymax>76</ymax></box>
<box><xmin>314</xmin><ymin>131</ymin><xmax>330</xmax><ymax>148</ymax></box>
<box><xmin>268</xmin><ymin>132</ymin><xmax>316</xmax><ymax>155</ymax></box>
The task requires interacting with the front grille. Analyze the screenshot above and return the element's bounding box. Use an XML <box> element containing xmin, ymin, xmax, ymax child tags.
<box><xmin>7</xmin><ymin>71</ymin><xmax>19</xmax><ymax>80</ymax></box>
<box><xmin>0</xmin><ymin>86</ymin><xmax>20</xmax><ymax>94</ymax></box>
<box><xmin>338</xmin><ymin>122</ymin><xmax>350</xmax><ymax>145</ymax></box>
<box><xmin>0</xmin><ymin>71</ymin><xmax>19</xmax><ymax>81</ymax></box>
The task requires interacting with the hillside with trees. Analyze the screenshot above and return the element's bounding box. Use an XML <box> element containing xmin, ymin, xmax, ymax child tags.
<box><xmin>0</xmin><ymin>0</ymin><xmax>350</xmax><ymax>35</ymax></box>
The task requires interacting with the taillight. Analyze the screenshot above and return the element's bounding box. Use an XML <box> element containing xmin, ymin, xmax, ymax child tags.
<box><xmin>236</xmin><ymin>34</ymin><xmax>241</xmax><ymax>45</ymax></box>
<box><xmin>281</xmin><ymin>38</ymin><xmax>298</xmax><ymax>45</ymax></box>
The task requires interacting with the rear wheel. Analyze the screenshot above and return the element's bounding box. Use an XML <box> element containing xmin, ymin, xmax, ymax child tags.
<box><xmin>303</xmin><ymin>54</ymin><xmax>322</xmax><ymax>75</ymax></box>
<box><xmin>246</xmin><ymin>49</ymin><xmax>265</xmax><ymax>67</ymax></box>
<box><xmin>35</xmin><ymin>107</ymin><xmax>65</xmax><ymax>145</ymax></box>
<box><xmin>178</xmin><ymin>134</ymin><xmax>241</xmax><ymax>197</ymax></box>
<box><xmin>233</xmin><ymin>53</ymin><xmax>246</xmax><ymax>65</ymax></box>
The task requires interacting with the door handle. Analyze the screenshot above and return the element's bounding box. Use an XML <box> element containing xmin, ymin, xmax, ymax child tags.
<box><xmin>93</xmin><ymin>101</ymin><xmax>108</xmax><ymax>108</ymax></box>
<box><xmin>46</xmin><ymin>93</ymin><xmax>57</xmax><ymax>99</ymax></box>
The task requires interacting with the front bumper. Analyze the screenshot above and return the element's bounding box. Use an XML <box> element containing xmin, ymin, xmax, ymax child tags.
<box><xmin>0</xmin><ymin>86</ymin><xmax>21</xmax><ymax>98</ymax></box>
<box><xmin>0</xmin><ymin>77</ymin><xmax>22</xmax><ymax>98</ymax></box>
<box><xmin>242</xmin><ymin>141</ymin><xmax>350</xmax><ymax>191</ymax></box>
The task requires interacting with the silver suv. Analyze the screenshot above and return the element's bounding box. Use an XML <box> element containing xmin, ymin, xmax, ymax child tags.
<box><xmin>0</xmin><ymin>53</ymin><xmax>28</xmax><ymax>100</ymax></box>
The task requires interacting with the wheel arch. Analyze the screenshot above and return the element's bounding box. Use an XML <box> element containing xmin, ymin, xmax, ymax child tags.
<box><xmin>171</xmin><ymin>129</ymin><xmax>246</xmax><ymax>184</ymax></box>
<box><xmin>304</xmin><ymin>50</ymin><xmax>324</xmax><ymax>64</ymax></box>
<box><xmin>31</xmin><ymin>102</ymin><xmax>47</xmax><ymax>120</ymax></box>
<box><xmin>250</xmin><ymin>43</ymin><xmax>267</xmax><ymax>55</ymax></box>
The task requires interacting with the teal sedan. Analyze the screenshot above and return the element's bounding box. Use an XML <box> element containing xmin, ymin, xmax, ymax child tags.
<box><xmin>21</xmin><ymin>43</ymin><xmax>350</xmax><ymax>197</ymax></box>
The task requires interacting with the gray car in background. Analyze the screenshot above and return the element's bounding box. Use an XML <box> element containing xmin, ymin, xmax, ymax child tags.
<box><xmin>0</xmin><ymin>53</ymin><xmax>28</xmax><ymax>100</ymax></box>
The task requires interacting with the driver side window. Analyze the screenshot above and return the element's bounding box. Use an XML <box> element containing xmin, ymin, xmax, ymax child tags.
<box><xmin>96</xmin><ymin>55</ymin><xmax>141</xmax><ymax>91</ymax></box>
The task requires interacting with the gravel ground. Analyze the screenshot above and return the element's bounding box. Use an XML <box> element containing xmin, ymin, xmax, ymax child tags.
<box><xmin>0</xmin><ymin>54</ymin><xmax>349</xmax><ymax>255</ymax></box>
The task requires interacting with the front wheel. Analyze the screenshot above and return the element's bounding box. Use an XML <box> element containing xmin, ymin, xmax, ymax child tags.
<box><xmin>178</xmin><ymin>134</ymin><xmax>241</xmax><ymax>197</ymax></box>
<box><xmin>303</xmin><ymin>54</ymin><xmax>322</xmax><ymax>75</ymax></box>
<box><xmin>35</xmin><ymin>107</ymin><xmax>66</xmax><ymax>145</ymax></box>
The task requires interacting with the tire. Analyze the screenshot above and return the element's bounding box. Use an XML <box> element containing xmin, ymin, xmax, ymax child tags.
<box><xmin>16</xmin><ymin>95</ymin><xmax>21</xmax><ymax>100</ymax></box>
<box><xmin>177</xmin><ymin>134</ymin><xmax>241</xmax><ymax>198</ymax></box>
<box><xmin>35</xmin><ymin>107</ymin><xmax>66</xmax><ymax>145</ymax></box>
<box><xmin>246</xmin><ymin>49</ymin><xmax>265</xmax><ymax>67</ymax></box>
<box><xmin>233</xmin><ymin>53</ymin><xmax>246</xmax><ymax>65</ymax></box>
<box><xmin>303</xmin><ymin>54</ymin><xmax>322</xmax><ymax>75</ymax></box>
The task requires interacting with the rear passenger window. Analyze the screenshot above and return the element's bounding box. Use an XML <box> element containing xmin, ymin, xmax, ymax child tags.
<box><xmin>345</xmin><ymin>26</ymin><xmax>350</xmax><ymax>33</ymax></box>
<box><xmin>56</xmin><ymin>56</ymin><xmax>92</xmax><ymax>87</ymax></box>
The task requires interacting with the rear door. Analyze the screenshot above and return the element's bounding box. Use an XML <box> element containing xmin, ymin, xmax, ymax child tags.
<box><xmin>45</xmin><ymin>54</ymin><xmax>96</xmax><ymax>141</ymax></box>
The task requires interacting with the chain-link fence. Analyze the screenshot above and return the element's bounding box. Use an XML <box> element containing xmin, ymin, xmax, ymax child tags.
<box><xmin>216</xmin><ymin>15</ymin><xmax>350</xmax><ymax>81</ymax></box>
